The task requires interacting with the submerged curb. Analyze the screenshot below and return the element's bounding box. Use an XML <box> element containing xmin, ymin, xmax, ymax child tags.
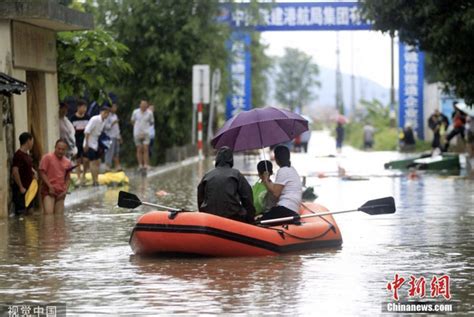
<box><xmin>65</xmin><ymin>156</ymin><xmax>200</xmax><ymax>207</ymax></box>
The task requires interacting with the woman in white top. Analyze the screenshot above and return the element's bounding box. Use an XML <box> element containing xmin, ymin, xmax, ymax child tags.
<box><xmin>260</xmin><ymin>145</ymin><xmax>302</xmax><ymax>221</ymax></box>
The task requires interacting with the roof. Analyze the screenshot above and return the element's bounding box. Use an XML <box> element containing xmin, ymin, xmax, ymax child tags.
<box><xmin>0</xmin><ymin>0</ymin><xmax>93</xmax><ymax>31</ymax></box>
<box><xmin>0</xmin><ymin>72</ymin><xmax>27</xmax><ymax>96</ymax></box>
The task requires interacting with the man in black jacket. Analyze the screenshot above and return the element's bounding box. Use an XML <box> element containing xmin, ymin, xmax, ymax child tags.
<box><xmin>197</xmin><ymin>146</ymin><xmax>255</xmax><ymax>223</ymax></box>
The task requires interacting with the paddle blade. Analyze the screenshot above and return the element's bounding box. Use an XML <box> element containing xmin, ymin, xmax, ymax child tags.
<box><xmin>118</xmin><ymin>191</ymin><xmax>142</xmax><ymax>209</ymax></box>
<box><xmin>358</xmin><ymin>197</ymin><xmax>396</xmax><ymax>215</ymax></box>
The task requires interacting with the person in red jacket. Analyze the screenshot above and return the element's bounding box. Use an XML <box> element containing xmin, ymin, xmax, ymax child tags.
<box><xmin>444</xmin><ymin>101</ymin><xmax>466</xmax><ymax>151</ymax></box>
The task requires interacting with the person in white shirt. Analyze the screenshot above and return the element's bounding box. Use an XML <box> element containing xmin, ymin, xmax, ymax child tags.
<box><xmin>83</xmin><ymin>105</ymin><xmax>110</xmax><ymax>186</ymax></box>
<box><xmin>260</xmin><ymin>145</ymin><xmax>302</xmax><ymax>222</ymax></box>
<box><xmin>131</xmin><ymin>100</ymin><xmax>154</xmax><ymax>170</ymax></box>
<box><xmin>59</xmin><ymin>102</ymin><xmax>77</xmax><ymax>159</ymax></box>
<box><xmin>104</xmin><ymin>102</ymin><xmax>122</xmax><ymax>171</ymax></box>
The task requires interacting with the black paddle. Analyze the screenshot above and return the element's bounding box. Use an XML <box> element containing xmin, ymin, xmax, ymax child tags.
<box><xmin>118</xmin><ymin>191</ymin><xmax>184</xmax><ymax>212</ymax></box>
<box><xmin>259</xmin><ymin>196</ymin><xmax>396</xmax><ymax>225</ymax></box>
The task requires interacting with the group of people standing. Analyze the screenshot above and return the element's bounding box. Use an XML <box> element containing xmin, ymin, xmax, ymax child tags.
<box><xmin>428</xmin><ymin>101</ymin><xmax>470</xmax><ymax>153</ymax></box>
<box><xmin>11</xmin><ymin>98</ymin><xmax>156</xmax><ymax>215</ymax></box>
<box><xmin>197</xmin><ymin>145</ymin><xmax>303</xmax><ymax>224</ymax></box>
<box><xmin>60</xmin><ymin>100</ymin><xmax>120</xmax><ymax>186</ymax></box>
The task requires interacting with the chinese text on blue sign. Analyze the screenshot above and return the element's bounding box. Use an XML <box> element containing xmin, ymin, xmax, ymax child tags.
<box><xmin>226</xmin><ymin>32</ymin><xmax>252</xmax><ymax>119</ymax></box>
<box><xmin>399</xmin><ymin>44</ymin><xmax>424</xmax><ymax>139</ymax></box>
<box><xmin>223</xmin><ymin>2</ymin><xmax>371</xmax><ymax>31</ymax></box>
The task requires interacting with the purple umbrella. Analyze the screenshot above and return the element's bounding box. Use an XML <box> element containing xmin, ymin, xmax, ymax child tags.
<box><xmin>211</xmin><ymin>107</ymin><xmax>309</xmax><ymax>151</ymax></box>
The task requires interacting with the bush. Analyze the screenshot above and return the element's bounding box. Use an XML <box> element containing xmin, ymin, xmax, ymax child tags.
<box><xmin>341</xmin><ymin>99</ymin><xmax>425</xmax><ymax>152</ymax></box>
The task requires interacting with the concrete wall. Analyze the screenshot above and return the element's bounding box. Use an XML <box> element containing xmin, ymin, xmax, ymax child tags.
<box><xmin>0</xmin><ymin>20</ymin><xmax>11</xmax><ymax>72</ymax></box>
<box><xmin>0</xmin><ymin>20</ymin><xmax>12</xmax><ymax>217</ymax></box>
<box><xmin>12</xmin><ymin>69</ymin><xmax>28</xmax><ymax>149</ymax></box>
<box><xmin>0</xmin><ymin>96</ymin><xmax>9</xmax><ymax>217</ymax></box>
<box><xmin>44</xmin><ymin>72</ymin><xmax>59</xmax><ymax>152</ymax></box>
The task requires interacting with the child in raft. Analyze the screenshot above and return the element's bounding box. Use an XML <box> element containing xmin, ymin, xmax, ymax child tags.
<box><xmin>252</xmin><ymin>160</ymin><xmax>277</xmax><ymax>220</ymax></box>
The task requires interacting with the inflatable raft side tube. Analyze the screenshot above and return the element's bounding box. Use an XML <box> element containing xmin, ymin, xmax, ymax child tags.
<box><xmin>131</xmin><ymin>223</ymin><xmax>341</xmax><ymax>253</ymax></box>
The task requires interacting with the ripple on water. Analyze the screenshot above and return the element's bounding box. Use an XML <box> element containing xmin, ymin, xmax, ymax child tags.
<box><xmin>0</xmin><ymin>147</ymin><xmax>473</xmax><ymax>315</ymax></box>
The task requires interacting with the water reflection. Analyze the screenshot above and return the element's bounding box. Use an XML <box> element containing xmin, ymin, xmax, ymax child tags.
<box><xmin>103</xmin><ymin>186</ymin><xmax>130</xmax><ymax>207</ymax></box>
<box><xmin>0</xmin><ymin>132</ymin><xmax>472</xmax><ymax>314</ymax></box>
<box><xmin>129</xmin><ymin>255</ymin><xmax>305</xmax><ymax>314</ymax></box>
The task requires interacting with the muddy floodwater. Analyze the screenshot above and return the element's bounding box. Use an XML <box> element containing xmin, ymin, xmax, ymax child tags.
<box><xmin>0</xmin><ymin>132</ymin><xmax>472</xmax><ymax>315</ymax></box>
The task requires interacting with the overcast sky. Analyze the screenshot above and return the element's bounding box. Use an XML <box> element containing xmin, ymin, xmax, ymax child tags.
<box><xmin>259</xmin><ymin>0</ymin><xmax>399</xmax><ymax>89</ymax></box>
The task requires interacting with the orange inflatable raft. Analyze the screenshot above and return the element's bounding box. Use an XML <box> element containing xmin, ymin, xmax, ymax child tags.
<box><xmin>130</xmin><ymin>202</ymin><xmax>343</xmax><ymax>257</ymax></box>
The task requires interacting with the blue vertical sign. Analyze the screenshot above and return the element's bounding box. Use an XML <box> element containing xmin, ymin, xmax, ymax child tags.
<box><xmin>399</xmin><ymin>43</ymin><xmax>425</xmax><ymax>140</ymax></box>
<box><xmin>226</xmin><ymin>32</ymin><xmax>252</xmax><ymax>119</ymax></box>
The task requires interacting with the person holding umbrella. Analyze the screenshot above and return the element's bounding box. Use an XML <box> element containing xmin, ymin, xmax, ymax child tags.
<box><xmin>259</xmin><ymin>145</ymin><xmax>302</xmax><ymax>222</ymax></box>
<box><xmin>210</xmin><ymin>107</ymin><xmax>308</xmax><ymax>223</ymax></box>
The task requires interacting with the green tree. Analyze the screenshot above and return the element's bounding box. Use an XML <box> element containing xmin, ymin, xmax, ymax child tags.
<box><xmin>344</xmin><ymin>99</ymin><xmax>399</xmax><ymax>151</ymax></box>
<box><xmin>245</xmin><ymin>1</ymin><xmax>273</xmax><ymax>108</ymax></box>
<box><xmin>250</xmin><ymin>32</ymin><xmax>272</xmax><ymax>108</ymax></box>
<box><xmin>362</xmin><ymin>1</ymin><xmax>474</xmax><ymax>103</ymax></box>
<box><xmin>274</xmin><ymin>48</ymin><xmax>320</xmax><ymax>111</ymax></box>
<box><xmin>57</xmin><ymin>29</ymin><xmax>132</xmax><ymax>102</ymax></box>
<box><xmin>92</xmin><ymin>0</ymin><xmax>231</xmax><ymax>163</ymax></box>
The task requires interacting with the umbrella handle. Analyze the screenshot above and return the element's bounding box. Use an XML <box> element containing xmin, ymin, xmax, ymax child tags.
<box><xmin>262</xmin><ymin>148</ymin><xmax>268</xmax><ymax>172</ymax></box>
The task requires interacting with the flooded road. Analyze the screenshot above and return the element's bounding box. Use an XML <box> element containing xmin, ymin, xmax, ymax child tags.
<box><xmin>0</xmin><ymin>132</ymin><xmax>472</xmax><ymax>315</ymax></box>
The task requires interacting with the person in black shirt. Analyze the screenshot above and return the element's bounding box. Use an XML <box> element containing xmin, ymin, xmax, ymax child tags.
<box><xmin>11</xmin><ymin>132</ymin><xmax>36</xmax><ymax>214</ymax></box>
<box><xmin>400</xmin><ymin>123</ymin><xmax>416</xmax><ymax>151</ymax></box>
<box><xmin>336</xmin><ymin>122</ymin><xmax>345</xmax><ymax>153</ymax></box>
<box><xmin>197</xmin><ymin>147</ymin><xmax>255</xmax><ymax>223</ymax></box>
<box><xmin>428</xmin><ymin>109</ymin><xmax>449</xmax><ymax>152</ymax></box>
<box><xmin>70</xmin><ymin>99</ymin><xmax>90</xmax><ymax>185</ymax></box>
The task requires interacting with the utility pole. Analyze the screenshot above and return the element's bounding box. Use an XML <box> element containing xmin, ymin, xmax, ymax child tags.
<box><xmin>197</xmin><ymin>69</ymin><xmax>204</xmax><ymax>160</ymax></box>
<box><xmin>192</xmin><ymin>65</ymin><xmax>210</xmax><ymax>160</ymax></box>
<box><xmin>390</xmin><ymin>35</ymin><xmax>396</xmax><ymax>127</ymax></box>
<box><xmin>350</xmin><ymin>32</ymin><xmax>356</xmax><ymax>116</ymax></box>
<box><xmin>207</xmin><ymin>69</ymin><xmax>221</xmax><ymax>143</ymax></box>
<box><xmin>335</xmin><ymin>31</ymin><xmax>344</xmax><ymax>114</ymax></box>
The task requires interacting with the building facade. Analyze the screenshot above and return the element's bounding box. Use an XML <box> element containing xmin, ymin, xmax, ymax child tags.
<box><xmin>0</xmin><ymin>1</ymin><xmax>92</xmax><ymax>217</ymax></box>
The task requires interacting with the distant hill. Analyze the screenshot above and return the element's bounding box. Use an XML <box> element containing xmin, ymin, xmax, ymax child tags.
<box><xmin>266</xmin><ymin>65</ymin><xmax>394</xmax><ymax>113</ymax></box>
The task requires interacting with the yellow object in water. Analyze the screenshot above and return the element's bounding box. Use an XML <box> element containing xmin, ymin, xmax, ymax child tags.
<box><xmin>25</xmin><ymin>178</ymin><xmax>38</xmax><ymax>207</ymax></box>
<box><xmin>71</xmin><ymin>171</ymin><xmax>129</xmax><ymax>187</ymax></box>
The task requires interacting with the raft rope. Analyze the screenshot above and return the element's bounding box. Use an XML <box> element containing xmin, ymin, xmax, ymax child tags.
<box><xmin>265</xmin><ymin>226</ymin><xmax>335</xmax><ymax>241</ymax></box>
<box><xmin>261</xmin><ymin>203</ymin><xmax>338</xmax><ymax>241</ymax></box>
<box><xmin>301</xmin><ymin>203</ymin><xmax>336</xmax><ymax>231</ymax></box>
